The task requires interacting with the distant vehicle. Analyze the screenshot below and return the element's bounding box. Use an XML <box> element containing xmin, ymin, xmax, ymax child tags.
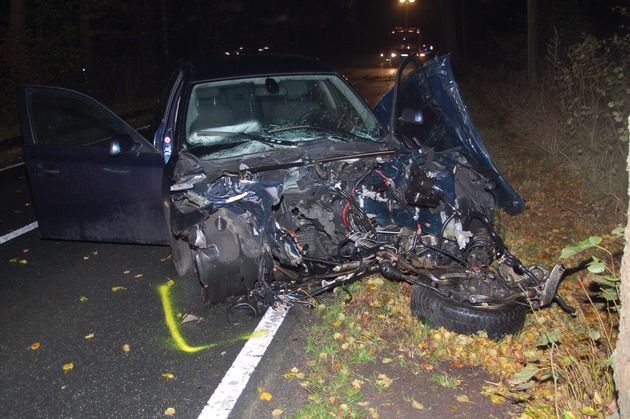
<box><xmin>387</xmin><ymin>27</ymin><xmax>421</xmax><ymax>65</ymax></box>
<box><xmin>419</xmin><ymin>43</ymin><xmax>435</xmax><ymax>60</ymax></box>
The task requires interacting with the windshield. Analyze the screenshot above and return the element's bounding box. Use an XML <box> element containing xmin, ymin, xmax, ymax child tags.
<box><xmin>183</xmin><ymin>75</ymin><xmax>384</xmax><ymax>159</ymax></box>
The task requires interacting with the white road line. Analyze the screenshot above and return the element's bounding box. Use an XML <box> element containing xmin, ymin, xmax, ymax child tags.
<box><xmin>0</xmin><ymin>221</ymin><xmax>38</xmax><ymax>244</ymax></box>
<box><xmin>0</xmin><ymin>162</ymin><xmax>25</xmax><ymax>172</ymax></box>
<box><xmin>199</xmin><ymin>306</ymin><xmax>289</xmax><ymax>419</ymax></box>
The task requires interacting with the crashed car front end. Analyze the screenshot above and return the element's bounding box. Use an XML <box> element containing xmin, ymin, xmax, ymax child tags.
<box><xmin>166</xmin><ymin>55</ymin><xmax>574</xmax><ymax>338</ymax></box>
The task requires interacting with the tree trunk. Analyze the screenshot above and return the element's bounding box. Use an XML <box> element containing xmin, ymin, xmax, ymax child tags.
<box><xmin>79</xmin><ymin>0</ymin><xmax>94</xmax><ymax>92</ymax></box>
<box><xmin>527</xmin><ymin>0</ymin><xmax>539</xmax><ymax>87</ymax></box>
<box><xmin>9</xmin><ymin>0</ymin><xmax>26</xmax><ymax>45</ymax></box>
<box><xmin>160</xmin><ymin>0</ymin><xmax>170</xmax><ymax>57</ymax></box>
<box><xmin>614</xmin><ymin>115</ymin><xmax>630</xmax><ymax>416</ymax></box>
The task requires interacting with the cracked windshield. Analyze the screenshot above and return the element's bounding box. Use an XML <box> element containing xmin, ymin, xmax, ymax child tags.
<box><xmin>185</xmin><ymin>75</ymin><xmax>383</xmax><ymax>159</ymax></box>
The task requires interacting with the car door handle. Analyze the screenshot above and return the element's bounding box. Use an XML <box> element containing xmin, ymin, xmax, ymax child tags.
<box><xmin>32</xmin><ymin>165</ymin><xmax>61</xmax><ymax>175</ymax></box>
<box><xmin>103</xmin><ymin>167</ymin><xmax>130</xmax><ymax>175</ymax></box>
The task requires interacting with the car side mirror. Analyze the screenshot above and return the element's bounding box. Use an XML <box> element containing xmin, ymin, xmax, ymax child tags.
<box><xmin>399</xmin><ymin>107</ymin><xmax>424</xmax><ymax>125</ymax></box>
<box><xmin>110</xmin><ymin>134</ymin><xmax>139</xmax><ymax>156</ymax></box>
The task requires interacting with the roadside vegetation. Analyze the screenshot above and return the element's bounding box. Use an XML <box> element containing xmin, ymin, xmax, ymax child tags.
<box><xmin>272</xmin><ymin>9</ymin><xmax>629</xmax><ymax>419</ymax></box>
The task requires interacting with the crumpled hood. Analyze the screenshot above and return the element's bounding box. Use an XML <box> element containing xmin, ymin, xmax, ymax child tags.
<box><xmin>374</xmin><ymin>54</ymin><xmax>525</xmax><ymax>215</ymax></box>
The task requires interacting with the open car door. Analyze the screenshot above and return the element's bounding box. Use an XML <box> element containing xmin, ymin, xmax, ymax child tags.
<box><xmin>375</xmin><ymin>54</ymin><xmax>525</xmax><ymax>215</ymax></box>
<box><xmin>19</xmin><ymin>86</ymin><xmax>170</xmax><ymax>245</ymax></box>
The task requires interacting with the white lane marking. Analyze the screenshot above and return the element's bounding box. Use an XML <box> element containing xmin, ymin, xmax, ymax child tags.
<box><xmin>198</xmin><ymin>306</ymin><xmax>289</xmax><ymax>419</ymax></box>
<box><xmin>0</xmin><ymin>222</ymin><xmax>38</xmax><ymax>244</ymax></box>
<box><xmin>0</xmin><ymin>162</ymin><xmax>25</xmax><ymax>172</ymax></box>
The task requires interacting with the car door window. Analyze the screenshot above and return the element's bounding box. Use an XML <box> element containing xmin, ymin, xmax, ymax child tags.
<box><xmin>25</xmin><ymin>89</ymin><xmax>131</xmax><ymax>149</ymax></box>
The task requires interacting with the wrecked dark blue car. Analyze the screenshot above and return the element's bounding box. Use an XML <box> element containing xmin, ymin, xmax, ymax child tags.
<box><xmin>20</xmin><ymin>54</ymin><xmax>571</xmax><ymax>338</ymax></box>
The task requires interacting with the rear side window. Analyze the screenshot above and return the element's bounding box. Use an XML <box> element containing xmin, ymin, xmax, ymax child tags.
<box><xmin>26</xmin><ymin>90</ymin><xmax>127</xmax><ymax>148</ymax></box>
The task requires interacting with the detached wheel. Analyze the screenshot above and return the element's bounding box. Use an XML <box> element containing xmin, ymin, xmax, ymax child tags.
<box><xmin>410</xmin><ymin>282</ymin><xmax>529</xmax><ymax>339</ymax></box>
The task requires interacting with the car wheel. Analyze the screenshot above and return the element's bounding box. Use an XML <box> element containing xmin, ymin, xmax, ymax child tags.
<box><xmin>193</xmin><ymin>208</ymin><xmax>263</xmax><ymax>304</ymax></box>
<box><xmin>171</xmin><ymin>236</ymin><xmax>195</xmax><ymax>277</ymax></box>
<box><xmin>410</xmin><ymin>281</ymin><xmax>529</xmax><ymax>339</ymax></box>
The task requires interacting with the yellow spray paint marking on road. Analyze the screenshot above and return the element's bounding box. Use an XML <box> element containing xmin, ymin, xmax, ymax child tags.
<box><xmin>158</xmin><ymin>281</ymin><xmax>268</xmax><ymax>353</ymax></box>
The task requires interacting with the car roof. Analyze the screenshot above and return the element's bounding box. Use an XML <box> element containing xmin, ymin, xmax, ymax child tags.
<box><xmin>183</xmin><ymin>54</ymin><xmax>338</xmax><ymax>82</ymax></box>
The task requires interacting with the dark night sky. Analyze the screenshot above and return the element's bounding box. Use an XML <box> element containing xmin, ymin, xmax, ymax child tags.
<box><xmin>0</xmin><ymin>0</ymin><xmax>628</xmax><ymax>119</ymax></box>
<box><xmin>1</xmin><ymin>1</ymin><xmax>626</xmax><ymax>58</ymax></box>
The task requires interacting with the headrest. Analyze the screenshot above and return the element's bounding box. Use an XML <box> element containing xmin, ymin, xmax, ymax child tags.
<box><xmin>282</xmin><ymin>81</ymin><xmax>309</xmax><ymax>99</ymax></box>
<box><xmin>254</xmin><ymin>85</ymin><xmax>287</xmax><ymax>97</ymax></box>
<box><xmin>196</xmin><ymin>87</ymin><xmax>221</xmax><ymax>99</ymax></box>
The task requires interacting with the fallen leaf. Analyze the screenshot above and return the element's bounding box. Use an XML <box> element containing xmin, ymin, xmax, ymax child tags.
<box><xmin>509</xmin><ymin>365</ymin><xmax>540</xmax><ymax>386</ymax></box>
<box><xmin>181</xmin><ymin>313</ymin><xmax>202</xmax><ymax>323</ymax></box>
<box><xmin>411</xmin><ymin>400</ymin><xmax>424</xmax><ymax>410</ymax></box>
<box><xmin>257</xmin><ymin>386</ymin><xmax>272</xmax><ymax>401</ymax></box>
<box><xmin>18</xmin><ymin>259</ymin><xmax>27</xmax><ymax>264</ymax></box>
<box><xmin>80</xmin><ymin>296</ymin><xmax>88</xmax><ymax>302</ymax></box>
<box><xmin>84</xmin><ymin>333</ymin><xmax>94</xmax><ymax>339</ymax></box>
<box><xmin>381</xmin><ymin>357</ymin><xmax>393</xmax><ymax>364</ymax></box>
<box><xmin>164</xmin><ymin>407</ymin><xmax>176</xmax><ymax>416</ymax></box>
<box><xmin>166</xmin><ymin>279</ymin><xmax>175</xmax><ymax>286</ymax></box>
<box><xmin>419</xmin><ymin>363</ymin><xmax>434</xmax><ymax>371</ymax></box>
<box><xmin>450</xmin><ymin>360</ymin><xmax>464</xmax><ymax>368</ymax></box>
<box><xmin>456</xmin><ymin>394</ymin><xmax>470</xmax><ymax>403</ymax></box>
<box><xmin>28</xmin><ymin>342</ymin><xmax>41</xmax><ymax>350</ymax></box>
<box><xmin>122</xmin><ymin>344</ymin><xmax>131</xmax><ymax>353</ymax></box>
<box><xmin>83</xmin><ymin>256</ymin><xmax>89</xmax><ymax>260</ymax></box>
<box><xmin>375</xmin><ymin>373</ymin><xmax>393</xmax><ymax>388</ymax></box>
<box><xmin>490</xmin><ymin>394</ymin><xmax>505</xmax><ymax>404</ymax></box>
<box><xmin>351</xmin><ymin>379</ymin><xmax>364</xmax><ymax>389</ymax></box>
<box><xmin>23</xmin><ymin>248</ymin><xmax>29</xmax><ymax>253</ymax></box>
<box><xmin>63</xmin><ymin>362</ymin><xmax>74</xmax><ymax>373</ymax></box>
<box><xmin>162</xmin><ymin>373</ymin><xmax>174</xmax><ymax>380</ymax></box>
<box><xmin>124</xmin><ymin>270</ymin><xmax>130</xmax><ymax>274</ymax></box>
<box><xmin>112</xmin><ymin>286</ymin><xmax>127</xmax><ymax>292</ymax></box>
<box><xmin>271</xmin><ymin>409</ymin><xmax>283</xmax><ymax>417</ymax></box>
<box><xmin>134</xmin><ymin>274</ymin><xmax>143</xmax><ymax>279</ymax></box>
<box><xmin>367</xmin><ymin>277</ymin><xmax>384</xmax><ymax>285</ymax></box>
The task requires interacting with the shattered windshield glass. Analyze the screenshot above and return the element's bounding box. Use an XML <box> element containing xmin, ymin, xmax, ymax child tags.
<box><xmin>184</xmin><ymin>75</ymin><xmax>384</xmax><ymax>159</ymax></box>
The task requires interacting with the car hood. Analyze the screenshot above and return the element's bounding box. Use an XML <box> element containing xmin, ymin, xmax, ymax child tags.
<box><xmin>374</xmin><ymin>54</ymin><xmax>525</xmax><ymax>215</ymax></box>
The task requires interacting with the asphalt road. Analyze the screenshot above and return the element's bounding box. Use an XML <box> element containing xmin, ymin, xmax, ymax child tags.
<box><xmin>0</xmin><ymin>59</ymin><xmax>396</xmax><ymax>418</ymax></box>
<box><xmin>1</xmin><ymin>165</ymin><xmax>269</xmax><ymax>418</ymax></box>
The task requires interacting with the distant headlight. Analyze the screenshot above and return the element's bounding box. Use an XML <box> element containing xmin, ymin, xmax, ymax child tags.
<box><xmin>391</xmin><ymin>52</ymin><xmax>397</xmax><ymax>58</ymax></box>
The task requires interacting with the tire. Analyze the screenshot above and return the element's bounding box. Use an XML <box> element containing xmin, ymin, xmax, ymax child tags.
<box><xmin>171</xmin><ymin>236</ymin><xmax>195</xmax><ymax>277</ymax></box>
<box><xmin>410</xmin><ymin>282</ymin><xmax>529</xmax><ymax>339</ymax></box>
